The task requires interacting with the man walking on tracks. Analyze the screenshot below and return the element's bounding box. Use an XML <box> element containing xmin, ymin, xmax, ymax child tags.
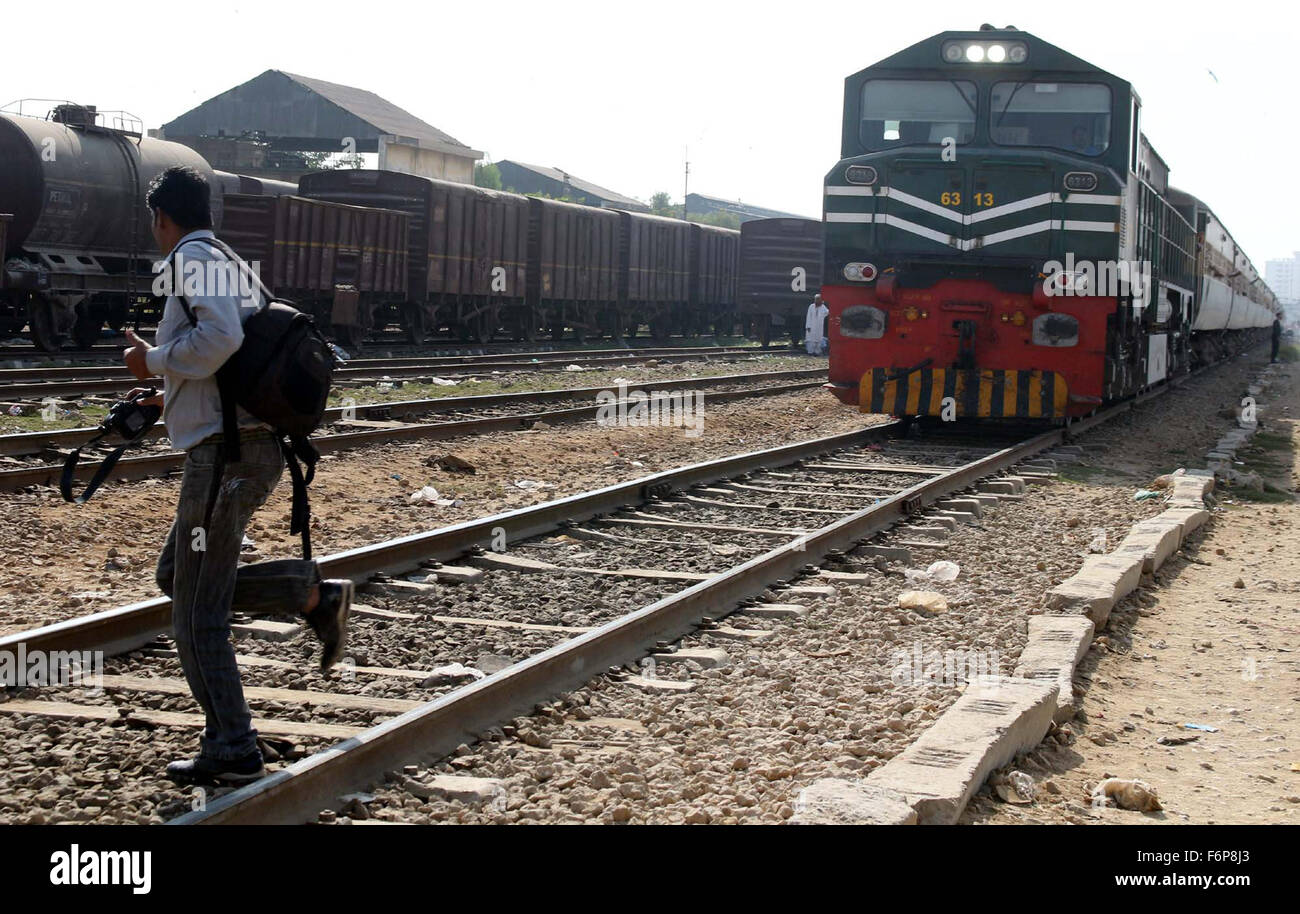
<box><xmin>121</xmin><ymin>166</ymin><xmax>352</xmax><ymax>786</ymax></box>
<box><xmin>805</xmin><ymin>293</ymin><xmax>830</xmax><ymax>356</ymax></box>
<box><xmin>1273</xmin><ymin>316</ymin><xmax>1283</xmax><ymax>363</ymax></box>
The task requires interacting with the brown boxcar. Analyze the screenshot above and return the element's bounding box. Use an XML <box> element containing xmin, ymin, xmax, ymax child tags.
<box><xmin>527</xmin><ymin>196</ymin><xmax>622</xmax><ymax>340</ymax></box>
<box><xmin>430</xmin><ymin>181</ymin><xmax>528</xmax><ymax>341</ymax></box>
<box><xmin>298</xmin><ymin>169</ymin><xmax>528</xmax><ymax>342</ymax></box>
<box><xmin>617</xmin><ymin>210</ymin><xmax>690</xmax><ymax>340</ymax></box>
<box><xmin>219</xmin><ymin>193</ymin><xmax>408</xmax><ymax>344</ymax></box>
<box><xmin>738</xmin><ymin>217</ymin><xmax>822</xmax><ymax>346</ymax></box>
<box><xmin>688</xmin><ymin>223</ymin><xmax>740</xmax><ymax>335</ymax></box>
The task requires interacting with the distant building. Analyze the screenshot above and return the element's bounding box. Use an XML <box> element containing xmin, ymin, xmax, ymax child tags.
<box><xmin>685</xmin><ymin>193</ymin><xmax>810</xmax><ymax>224</ymax></box>
<box><xmin>1265</xmin><ymin>253</ymin><xmax>1300</xmax><ymax>308</ymax></box>
<box><xmin>161</xmin><ymin>70</ymin><xmax>482</xmax><ymax>183</ymax></box>
<box><xmin>496</xmin><ymin>160</ymin><xmax>648</xmax><ymax>211</ymax></box>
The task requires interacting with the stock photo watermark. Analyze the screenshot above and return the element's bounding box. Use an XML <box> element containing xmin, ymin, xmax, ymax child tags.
<box><xmin>889</xmin><ymin>641</ymin><xmax>1003</xmax><ymax>688</ymax></box>
<box><xmin>151</xmin><ymin>254</ymin><xmax>263</xmax><ymax>308</ymax></box>
<box><xmin>595</xmin><ymin>384</ymin><xmax>705</xmax><ymax>438</ymax></box>
<box><xmin>0</xmin><ymin>644</ymin><xmax>103</xmax><ymax>691</ymax></box>
<box><xmin>1042</xmin><ymin>255</ymin><xmax>1151</xmax><ymax>298</ymax></box>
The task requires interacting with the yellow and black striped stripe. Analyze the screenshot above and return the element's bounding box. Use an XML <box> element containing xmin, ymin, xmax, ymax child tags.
<box><xmin>859</xmin><ymin>368</ymin><xmax>1070</xmax><ymax>419</ymax></box>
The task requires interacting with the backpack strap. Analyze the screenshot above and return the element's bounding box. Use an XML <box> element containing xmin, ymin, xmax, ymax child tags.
<box><xmin>176</xmin><ymin>235</ymin><xmax>276</xmax><ymax>309</ymax></box>
<box><xmin>279</xmin><ymin>434</ymin><xmax>319</xmax><ymax>559</ymax></box>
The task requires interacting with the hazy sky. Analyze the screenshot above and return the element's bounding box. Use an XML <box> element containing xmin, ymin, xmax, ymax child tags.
<box><xmin>8</xmin><ymin>0</ymin><xmax>1299</xmax><ymax>263</ymax></box>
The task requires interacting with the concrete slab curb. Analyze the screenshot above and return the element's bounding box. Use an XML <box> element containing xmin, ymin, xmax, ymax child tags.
<box><xmin>1046</xmin><ymin>553</ymin><xmax>1144</xmax><ymax>626</ymax></box>
<box><xmin>1013</xmin><ymin>615</ymin><xmax>1095</xmax><ymax>723</ymax></box>
<box><xmin>1113</xmin><ymin>518</ymin><xmax>1183</xmax><ymax>573</ymax></box>
<box><xmin>864</xmin><ymin>676</ymin><xmax>1059</xmax><ymax>824</ymax></box>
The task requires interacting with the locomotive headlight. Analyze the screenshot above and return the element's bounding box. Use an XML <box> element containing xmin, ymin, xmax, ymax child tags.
<box><xmin>845</xmin><ymin>165</ymin><xmax>877</xmax><ymax>185</ymax></box>
<box><xmin>903</xmin><ymin>306</ymin><xmax>920</xmax><ymax>321</ymax></box>
<box><xmin>843</xmin><ymin>262</ymin><xmax>877</xmax><ymax>282</ymax></box>
<box><xmin>943</xmin><ymin>40</ymin><xmax>1028</xmax><ymax>63</ymax></box>
<box><xmin>1064</xmin><ymin>172</ymin><xmax>1099</xmax><ymax>192</ymax></box>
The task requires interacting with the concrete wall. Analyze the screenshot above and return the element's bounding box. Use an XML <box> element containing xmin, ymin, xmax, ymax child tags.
<box><xmin>379</xmin><ymin>139</ymin><xmax>475</xmax><ymax>184</ymax></box>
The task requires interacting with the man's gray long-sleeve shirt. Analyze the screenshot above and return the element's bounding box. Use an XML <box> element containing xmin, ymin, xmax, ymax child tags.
<box><xmin>145</xmin><ymin>230</ymin><xmax>263</xmax><ymax>450</ymax></box>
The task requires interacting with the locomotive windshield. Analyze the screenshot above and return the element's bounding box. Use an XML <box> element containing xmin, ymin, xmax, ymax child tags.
<box><xmin>859</xmin><ymin>79</ymin><xmax>977</xmax><ymax>150</ymax></box>
<box><xmin>989</xmin><ymin>81</ymin><xmax>1112</xmax><ymax>156</ymax></box>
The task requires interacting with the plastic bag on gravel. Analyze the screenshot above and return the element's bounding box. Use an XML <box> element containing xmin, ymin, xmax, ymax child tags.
<box><xmin>904</xmin><ymin>560</ymin><xmax>960</xmax><ymax>584</ymax></box>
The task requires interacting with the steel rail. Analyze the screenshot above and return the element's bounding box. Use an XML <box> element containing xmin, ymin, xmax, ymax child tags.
<box><xmin>0</xmin><ymin>369</ymin><xmax>825</xmax><ymax>457</ymax></box>
<box><xmin>172</xmin><ymin>424</ymin><xmax>1064</xmax><ymax>824</ymax></box>
<box><xmin>0</xmin><ymin>344</ymin><xmax>760</xmax><ymax>381</ymax></box>
<box><xmin>0</xmin><ymin>423</ymin><xmax>896</xmax><ymax>661</ymax></box>
<box><xmin>0</xmin><ymin>378</ymin><xmax>823</xmax><ymax>491</ymax></box>
<box><xmin>0</xmin><ymin>349</ymin><xmax>769</xmax><ymax>399</ymax></box>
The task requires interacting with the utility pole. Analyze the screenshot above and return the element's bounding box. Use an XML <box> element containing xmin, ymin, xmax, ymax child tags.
<box><xmin>683</xmin><ymin>147</ymin><xmax>689</xmax><ymax>221</ymax></box>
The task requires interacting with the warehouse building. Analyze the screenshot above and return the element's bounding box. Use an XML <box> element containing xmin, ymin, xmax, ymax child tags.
<box><xmin>160</xmin><ymin>70</ymin><xmax>483</xmax><ymax>183</ymax></box>
<box><xmin>495</xmin><ymin>160</ymin><xmax>648</xmax><ymax>211</ymax></box>
<box><xmin>685</xmin><ymin>193</ymin><xmax>810</xmax><ymax>224</ymax></box>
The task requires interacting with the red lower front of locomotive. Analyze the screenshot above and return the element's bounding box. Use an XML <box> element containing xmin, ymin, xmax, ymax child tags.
<box><xmin>823</xmin><ymin>277</ymin><xmax>1109</xmax><ymax>420</ymax></box>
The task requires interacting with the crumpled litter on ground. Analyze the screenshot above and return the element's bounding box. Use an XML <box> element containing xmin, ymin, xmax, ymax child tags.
<box><xmin>898</xmin><ymin>590</ymin><xmax>947</xmax><ymax>613</ymax></box>
<box><xmin>903</xmin><ymin>560</ymin><xmax>960</xmax><ymax>584</ymax></box>
<box><xmin>1091</xmin><ymin>778</ymin><xmax>1162</xmax><ymax>812</ymax></box>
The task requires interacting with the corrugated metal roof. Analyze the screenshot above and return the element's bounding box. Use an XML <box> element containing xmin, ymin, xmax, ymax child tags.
<box><xmin>278</xmin><ymin>71</ymin><xmax>469</xmax><ymax>150</ymax></box>
<box><xmin>162</xmin><ymin>70</ymin><xmax>480</xmax><ymax>156</ymax></box>
<box><xmin>500</xmin><ymin>160</ymin><xmax>645</xmax><ymax>209</ymax></box>
<box><xmin>687</xmin><ymin>192</ymin><xmax>810</xmax><ymax>221</ymax></box>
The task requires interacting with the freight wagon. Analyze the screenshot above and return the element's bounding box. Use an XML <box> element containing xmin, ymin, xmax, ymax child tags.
<box><xmin>218</xmin><ymin>193</ymin><xmax>409</xmax><ymax>347</ymax></box>
<box><xmin>526</xmin><ymin>196</ymin><xmax>622</xmax><ymax>341</ymax></box>
<box><xmin>738</xmin><ymin>217</ymin><xmax>823</xmax><ymax>346</ymax></box>
<box><xmin>298</xmin><ymin>169</ymin><xmax>529</xmax><ymax>343</ymax></box>
<box><xmin>689</xmin><ymin>223</ymin><xmax>740</xmax><ymax>337</ymax></box>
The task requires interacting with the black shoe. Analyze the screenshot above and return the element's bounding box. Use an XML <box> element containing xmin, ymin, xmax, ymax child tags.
<box><xmin>166</xmin><ymin>752</ymin><xmax>265</xmax><ymax>786</ymax></box>
<box><xmin>307</xmin><ymin>579</ymin><xmax>353</xmax><ymax>672</ymax></box>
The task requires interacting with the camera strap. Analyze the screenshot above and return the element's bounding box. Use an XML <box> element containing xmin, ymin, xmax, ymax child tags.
<box><xmin>60</xmin><ymin>388</ymin><xmax>161</xmax><ymax>504</ymax></box>
<box><xmin>60</xmin><ymin>431</ymin><xmax>138</xmax><ymax>504</ymax></box>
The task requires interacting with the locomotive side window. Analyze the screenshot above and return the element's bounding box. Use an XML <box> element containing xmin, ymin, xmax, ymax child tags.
<box><xmin>989</xmin><ymin>82</ymin><xmax>1112</xmax><ymax>156</ymax></box>
<box><xmin>860</xmin><ymin>80</ymin><xmax>977</xmax><ymax>151</ymax></box>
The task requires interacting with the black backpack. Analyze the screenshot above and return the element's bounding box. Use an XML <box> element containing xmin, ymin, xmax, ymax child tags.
<box><xmin>176</xmin><ymin>236</ymin><xmax>335</xmax><ymax>558</ymax></box>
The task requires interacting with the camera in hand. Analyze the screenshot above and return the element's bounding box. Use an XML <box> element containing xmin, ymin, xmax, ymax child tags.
<box><xmin>103</xmin><ymin>387</ymin><xmax>162</xmax><ymax>441</ymax></box>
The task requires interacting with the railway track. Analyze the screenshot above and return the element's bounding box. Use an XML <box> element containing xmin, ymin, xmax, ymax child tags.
<box><xmin>0</xmin><ymin>369</ymin><xmax>825</xmax><ymax>492</ymax></box>
<box><xmin>0</xmin><ymin>345</ymin><xmax>774</xmax><ymax>401</ymax></box>
<box><xmin>0</xmin><ymin>340</ymin><xmax>777</xmax><ymax>365</ymax></box>
<box><xmin>0</xmin><ymin>408</ymin><xmax>1106</xmax><ymax>825</ymax></box>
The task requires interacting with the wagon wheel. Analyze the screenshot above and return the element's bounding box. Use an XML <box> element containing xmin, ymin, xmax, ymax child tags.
<box><xmin>474</xmin><ymin>307</ymin><xmax>497</xmax><ymax>344</ymax></box>
<box><xmin>72</xmin><ymin>312</ymin><xmax>104</xmax><ymax>349</ymax></box>
<box><xmin>604</xmin><ymin>309</ymin><xmax>625</xmax><ymax>345</ymax></box>
<box><xmin>335</xmin><ymin>324</ymin><xmax>365</xmax><ymax>354</ymax></box>
<box><xmin>106</xmin><ymin>297</ymin><xmax>129</xmax><ymax>333</ymax></box>
<box><xmin>649</xmin><ymin>314</ymin><xmax>672</xmax><ymax>344</ymax></box>
<box><xmin>402</xmin><ymin>303</ymin><xmax>426</xmax><ymax>345</ymax></box>
<box><xmin>513</xmin><ymin>309</ymin><xmax>538</xmax><ymax>343</ymax></box>
<box><xmin>27</xmin><ymin>297</ymin><xmax>68</xmax><ymax>352</ymax></box>
<box><xmin>756</xmin><ymin>314</ymin><xmax>772</xmax><ymax>348</ymax></box>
